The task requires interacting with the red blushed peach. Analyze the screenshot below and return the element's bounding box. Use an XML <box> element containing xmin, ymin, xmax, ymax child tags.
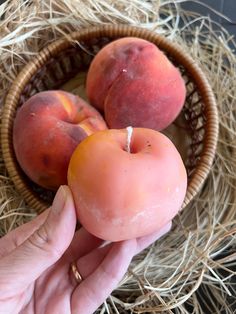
<box><xmin>13</xmin><ymin>90</ymin><xmax>107</xmax><ymax>190</ymax></box>
<box><xmin>68</xmin><ymin>127</ymin><xmax>187</xmax><ymax>241</ymax></box>
<box><xmin>86</xmin><ymin>37</ymin><xmax>186</xmax><ymax>131</ymax></box>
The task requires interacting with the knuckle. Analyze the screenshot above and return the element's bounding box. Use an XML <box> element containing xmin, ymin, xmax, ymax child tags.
<box><xmin>100</xmin><ymin>263</ymin><xmax>118</xmax><ymax>282</ymax></box>
<box><xmin>27</xmin><ymin>221</ymin><xmax>62</xmax><ymax>259</ymax></box>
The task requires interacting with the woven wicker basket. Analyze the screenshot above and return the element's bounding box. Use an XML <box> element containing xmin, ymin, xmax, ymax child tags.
<box><xmin>1</xmin><ymin>25</ymin><xmax>219</xmax><ymax>213</ymax></box>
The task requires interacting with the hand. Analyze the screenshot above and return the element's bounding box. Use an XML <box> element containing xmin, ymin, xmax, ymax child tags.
<box><xmin>0</xmin><ymin>186</ymin><xmax>171</xmax><ymax>314</ymax></box>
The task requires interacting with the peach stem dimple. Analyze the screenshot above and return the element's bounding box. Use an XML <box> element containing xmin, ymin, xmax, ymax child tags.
<box><xmin>126</xmin><ymin>126</ymin><xmax>133</xmax><ymax>153</ymax></box>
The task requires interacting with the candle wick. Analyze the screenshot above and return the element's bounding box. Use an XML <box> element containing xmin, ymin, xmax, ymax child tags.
<box><xmin>126</xmin><ymin>126</ymin><xmax>133</xmax><ymax>153</ymax></box>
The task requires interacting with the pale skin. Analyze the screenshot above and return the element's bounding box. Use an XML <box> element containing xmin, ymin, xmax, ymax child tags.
<box><xmin>0</xmin><ymin>186</ymin><xmax>171</xmax><ymax>314</ymax></box>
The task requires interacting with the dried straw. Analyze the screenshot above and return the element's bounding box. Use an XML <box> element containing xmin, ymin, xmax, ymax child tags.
<box><xmin>0</xmin><ymin>0</ymin><xmax>236</xmax><ymax>313</ymax></box>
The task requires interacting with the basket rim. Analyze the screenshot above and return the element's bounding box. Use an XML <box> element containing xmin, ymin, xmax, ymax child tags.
<box><xmin>0</xmin><ymin>24</ymin><xmax>219</xmax><ymax>213</ymax></box>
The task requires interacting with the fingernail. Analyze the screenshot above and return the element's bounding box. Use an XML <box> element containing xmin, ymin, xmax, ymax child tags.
<box><xmin>162</xmin><ymin>221</ymin><xmax>172</xmax><ymax>234</ymax></box>
<box><xmin>52</xmin><ymin>185</ymin><xmax>68</xmax><ymax>213</ymax></box>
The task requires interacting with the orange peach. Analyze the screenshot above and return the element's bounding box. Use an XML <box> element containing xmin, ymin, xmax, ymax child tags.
<box><xmin>13</xmin><ymin>90</ymin><xmax>107</xmax><ymax>190</ymax></box>
<box><xmin>86</xmin><ymin>37</ymin><xmax>186</xmax><ymax>131</ymax></box>
<box><xmin>68</xmin><ymin>127</ymin><xmax>187</xmax><ymax>241</ymax></box>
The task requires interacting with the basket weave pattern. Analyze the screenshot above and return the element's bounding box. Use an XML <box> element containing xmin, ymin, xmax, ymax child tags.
<box><xmin>1</xmin><ymin>25</ymin><xmax>219</xmax><ymax>213</ymax></box>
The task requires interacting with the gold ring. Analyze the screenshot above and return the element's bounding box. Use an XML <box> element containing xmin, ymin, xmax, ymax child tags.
<box><xmin>71</xmin><ymin>261</ymin><xmax>83</xmax><ymax>284</ymax></box>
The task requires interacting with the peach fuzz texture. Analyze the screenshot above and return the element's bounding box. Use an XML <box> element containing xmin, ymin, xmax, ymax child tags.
<box><xmin>68</xmin><ymin>128</ymin><xmax>187</xmax><ymax>241</ymax></box>
<box><xmin>86</xmin><ymin>37</ymin><xmax>186</xmax><ymax>131</ymax></box>
<box><xmin>13</xmin><ymin>90</ymin><xmax>107</xmax><ymax>190</ymax></box>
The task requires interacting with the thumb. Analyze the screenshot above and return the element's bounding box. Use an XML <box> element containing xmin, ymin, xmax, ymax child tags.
<box><xmin>0</xmin><ymin>185</ymin><xmax>77</xmax><ymax>298</ymax></box>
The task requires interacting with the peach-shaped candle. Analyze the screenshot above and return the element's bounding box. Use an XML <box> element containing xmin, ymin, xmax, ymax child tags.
<box><xmin>68</xmin><ymin>127</ymin><xmax>187</xmax><ymax>241</ymax></box>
